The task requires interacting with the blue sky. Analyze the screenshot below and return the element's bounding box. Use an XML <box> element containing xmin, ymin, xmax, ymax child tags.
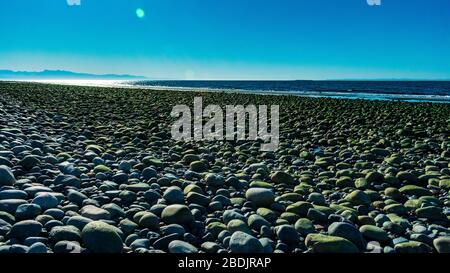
<box><xmin>0</xmin><ymin>0</ymin><xmax>449</xmax><ymax>80</ymax></box>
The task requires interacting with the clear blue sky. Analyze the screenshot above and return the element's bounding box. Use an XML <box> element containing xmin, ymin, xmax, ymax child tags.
<box><xmin>1</xmin><ymin>0</ymin><xmax>449</xmax><ymax>80</ymax></box>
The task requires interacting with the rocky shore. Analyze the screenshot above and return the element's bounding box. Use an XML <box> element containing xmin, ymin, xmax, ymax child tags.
<box><xmin>0</xmin><ymin>81</ymin><xmax>449</xmax><ymax>253</ymax></box>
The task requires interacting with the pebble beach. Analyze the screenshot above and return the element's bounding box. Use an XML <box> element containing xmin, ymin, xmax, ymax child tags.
<box><xmin>0</xmin><ymin>81</ymin><xmax>449</xmax><ymax>253</ymax></box>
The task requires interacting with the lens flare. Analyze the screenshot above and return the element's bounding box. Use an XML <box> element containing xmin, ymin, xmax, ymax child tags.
<box><xmin>136</xmin><ymin>8</ymin><xmax>145</xmax><ymax>18</ymax></box>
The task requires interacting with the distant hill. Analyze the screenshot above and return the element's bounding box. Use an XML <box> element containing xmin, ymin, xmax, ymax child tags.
<box><xmin>0</xmin><ymin>69</ymin><xmax>147</xmax><ymax>80</ymax></box>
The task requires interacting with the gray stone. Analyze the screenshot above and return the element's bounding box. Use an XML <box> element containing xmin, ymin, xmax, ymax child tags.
<box><xmin>80</xmin><ymin>205</ymin><xmax>111</xmax><ymax>220</ymax></box>
<box><xmin>0</xmin><ymin>165</ymin><xmax>15</xmax><ymax>186</ymax></box>
<box><xmin>245</xmin><ymin>188</ymin><xmax>275</xmax><ymax>207</ymax></box>
<box><xmin>168</xmin><ymin>240</ymin><xmax>199</xmax><ymax>253</ymax></box>
<box><xmin>81</xmin><ymin>221</ymin><xmax>123</xmax><ymax>253</ymax></box>
<box><xmin>229</xmin><ymin>231</ymin><xmax>264</xmax><ymax>253</ymax></box>
<box><xmin>32</xmin><ymin>193</ymin><xmax>59</xmax><ymax>210</ymax></box>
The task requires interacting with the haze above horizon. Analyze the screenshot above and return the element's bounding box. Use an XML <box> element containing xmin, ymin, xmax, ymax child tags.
<box><xmin>1</xmin><ymin>0</ymin><xmax>449</xmax><ymax>80</ymax></box>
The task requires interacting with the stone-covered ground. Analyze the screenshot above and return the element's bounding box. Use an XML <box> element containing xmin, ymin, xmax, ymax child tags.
<box><xmin>0</xmin><ymin>82</ymin><xmax>449</xmax><ymax>253</ymax></box>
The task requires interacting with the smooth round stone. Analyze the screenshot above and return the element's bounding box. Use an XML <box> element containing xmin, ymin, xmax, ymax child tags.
<box><xmin>222</xmin><ymin>210</ymin><xmax>247</xmax><ymax>224</ymax></box>
<box><xmin>189</xmin><ymin>161</ymin><xmax>207</xmax><ymax>172</ymax></box>
<box><xmin>54</xmin><ymin>175</ymin><xmax>81</xmax><ymax>188</ymax></box>
<box><xmin>125</xmin><ymin>183</ymin><xmax>151</xmax><ymax>193</ymax></box>
<box><xmin>245</xmin><ymin>188</ymin><xmax>275</xmax><ymax>207</ymax></box>
<box><xmin>24</xmin><ymin>237</ymin><xmax>48</xmax><ymax>246</ymax></box>
<box><xmin>412</xmin><ymin>224</ymin><xmax>428</xmax><ymax>234</ymax></box>
<box><xmin>0</xmin><ymin>199</ymin><xmax>28</xmax><ymax>214</ymax></box>
<box><xmin>102</xmin><ymin>203</ymin><xmax>126</xmax><ymax>219</ymax></box>
<box><xmin>259</xmin><ymin>238</ymin><xmax>274</xmax><ymax>253</ymax></box>
<box><xmin>118</xmin><ymin>219</ymin><xmax>138</xmax><ymax>235</ymax></box>
<box><xmin>130</xmin><ymin>238</ymin><xmax>151</xmax><ymax>251</ymax></box>
<box><xmin>66</xmin><ymin>216</ymin><xmax>92</xmax><ymax>231</ymax></box>
<box><xmin>270</xmin><ymin>171</ymin><xmax>294</xmax><ymax>185</ymax></box>
<box><xmin>49</xmin><ymin>225</ymin><xmax>82</xmax><ymax>244</ymax></box>
<box><xmin>32</xmin><ymin>193</ymin><xmax>59</xmax><ymax>210</ymax></box>
<box><xmin>44</xmin><ymin>208</ymin><xmax>65</xmax><ymax>220</ymax></box>
<box><xmin>0</xmin><ymin>212</ymin><xmax>15</xmax><ymax>226</ymax></box>
<box><xmin>229</xmin><ymin>231</ymin><xmax>264</xmax><ymax>253</ymax></box>
<box><xmin>9</xmin><ymin>244</ymin><xmax>29</xmax><ymax>253</ymax></box>
<box><xmin>138</xmin><ymin>212</ymin><xmax>160</xmax><ymax>230</ymax></box>
<box><xmin>186</xmin><ymin>192</ymin><xmax>210</xmax><ymax>207</ymax></box>
<box><xmin>415</xmin><ymin>206</ymin><xmax>442</xmax><ymax>220</ymax></box>
<box><xmin>9</xmin><ymin>220</ymin><xmax>43</xmax><ymax>241</ymax></box>
<box><xmin>359</xmin><ymin>225</ymin><xmax>390</xmax><ymax>242</ymax></box>
<box><xmin>45</xmin><ymin>220</ymin><xmax>64</xmax><ymax>230</ymax></box>
<box><xmin>433</xmin><ymin>237</ymin><xmax>450</xmax><ymax>253</ymax></box>
<box><xmin>161</xmin><ymin>224</ymin><xmax>185</xmax><ymax>236</ymax></box>
<box><xmin>67</xmin><ymin>190</ymin><xmax>87</xmax><ymax>205</ymax></box>
<box><xmin>15</xmin><ymin>203</ymin><xmax>42</xmax><ymax>220</ymax></box>
<box><xmin>23</xmin><ymin>186</ymin><xmax>53</xmax><ymax>197</ymax></box>
<box><xmin>80</xmin><ymin>205</ymin><xmax>111</xmax><ymax>220</ymax></box>
<box><xmin>118</xmin><ymin>161</ymin><xmax>132</xmax><ymax>173</ymax></box>
<box><xmin>305</xmin><ymin>233</ymin><xmax>359</xmax><ymax>253</ymax></box>
<box><xmin>205</xmin><ymin>173</ymin><xmax>225</xmax><ymax>188</ymax></box>
<box><xmin>81</xmin><ymin>221</ymin><xmax>123</xmax><ymax>253</ymax></box>
<box><xmin>163</xmin><ymin>186</ymin><xmax>184</xmax><ymax>204</ymax></box>
<box><xmin>307</xmin><ymin>192</ymin><xmax>326</xmax><ymax>205</ymax></box>
<box><xmin>285</xmin><ymin>201</ymin><xmax>313</xmax><ymax>216</ymax></box>
<box><xmin>256</xmin><ymin>208</ymin><xmax>277</xmax><ymax>222</ymax></box>
<box><xmin>248</xmin><ymin>214</ymin><xmax>271</xmax><ymax>231</ymax></box>
<box><xmin>394</xmin><ymin>241</ymin><xmax>432</xmax><ymax>253</ymax></box>
<box><xmin>201</xmin><ymin>241</ymin><xmax>222</xmax><ymax>253</ymax></box>
<box><xmin>144</xmin><ymin>189</ymin><xmax>161</xmax><ymax>204</ymax></box>
<box><xmin>345</xmin><ymin>190</ymin><xmax>371</xmax><ymax>206</ymax></box>
<box><xmin>19</xmin><ymin>155</ymin><xmax>40</xmax><ymax>170</ymax></box>
<box><xmin>227</xmin><ymin>219</ymin><xmax>252</xmax><ymax>234</ymax></box>
<box><xmin>328</xmin><ymin>222</ymin><xmax>366</xmax><ymax>249</ymax></box>
<box><xmin>0</xmin><ymin>165</ymin><xmax>16</xmax><ymax>186</ymax></box>
<box><xmin>161</xmin><ymin>205</ymin><xmax>194</xmax><ymax>225</ymax></box>
<box><xmin>0</xmin><ymin>189</ymin><xmax>27</xmax><ymax>200</ymax></box>
<box><xmin>142</xmin><ymin>167</ymin><xmax>157</xmax><ymax>180</ymax></box>
<box><xmin>276</xmin><ymin>225</ymin><xmax>299</xmax><ymax>244</ymax></box>
<box><xmin>28</xmin><ymin>242</ymin><xmax>49</xmax><ymax>253</ymax></box>
<box><xmin>168</xmin><ymin>240</ymin><xmax>199</xmax><ymax>253</ymax></box>
<box><xmin>294</xmin><ymin>218</ymin><xmax>315</xmax><ymax>236</ymax></box>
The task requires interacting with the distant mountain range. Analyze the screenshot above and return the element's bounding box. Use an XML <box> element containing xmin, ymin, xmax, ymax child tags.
<box><xmin>0</xmin><ymin>69</ymin><xmax>147</xmax><ymax>80</ymax></box>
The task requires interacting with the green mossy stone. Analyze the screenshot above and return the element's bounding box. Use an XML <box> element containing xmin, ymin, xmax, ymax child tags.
<box><xmin>249</xmin><ymin>181</ymin><xmax>273</xmax><ymax>188</ymax></box>
<box><xmin>384</xmin><ymin>203</ymin><xmax>408</xmax><ymax>215</ymax></box>
<box><xmin>207</xmin><ymin>222</ymin><xmax>227</xmax><ymax>237</ymax></box>
<box><xmin>399</xmin><ymin>185</ymin><xmax>432</xmax><ymax>196</ymax></box>
<box><xmin>285</xmin><ymin>201</ymin><xmax>313</xmax><ymax>217</ymax></box>
<box><xmin>439</xmin><ymin>179</ymin><xmax>450</xmax><ymax>190</ymax></box>
<box><xmin>81</xmin><ymin>221</ymin><xmax>123</xmax><ymax>253</ymax></box>
<box><xmin>359</xmin><ymin>225</ymin><xmax>390</xmax><ymax>242</ymax></box>
<box><xmin>270</xmin><ymin>171</ymin><xmax>295</xmax><ymax>185</ymax></box>
<box><xmin>305</xmin><ymin>233</ymin><xmax>359</xmax><ymax>253</ymax></box>
<box><xmin>336</xmin><ymin>176</ymin><xmax>354</xmax><ymax>188</ymax></box>
<box><xmin>345</xmin><ymin>190</ymin><xmax>371</xmax><ymax>206</ymax></box>
<box><xmin>256</xmin><ymin>208</ymin><xmax>278</xmax><ymax>222</ymax></box>
<box><xmin>394</xmin><ymin>241</ymin><xmax>432</xmax><ymax>253</ymax></box>
<box><xmin>93</xmin><ymin>165</ymin><xmax>112</xmax><ymax>174</ymax></box>
<box><xmin>415</xmin><ymin>206</ymin><xmax>442</xmax><ymax>220</ymax></box>
<box><xmin>355</xmin><ymin>178</ymin><xmax>370</xmax><ymax>189</ymax></box>
<box><xmin>227</xmin><ymin>219</ymin><xmax>252</xmax><ymax>234</ymax></box>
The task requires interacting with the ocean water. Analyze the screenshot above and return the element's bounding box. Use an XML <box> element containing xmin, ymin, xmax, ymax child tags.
<box><xmin>129</xmin><ymin>80</ymin><xmax>450</xmax><ymax>103</ymax></box>
<box><xmin>20</xmin><ymin>79</ymin><xmax>450</xmax><ymax>103</ymax></box>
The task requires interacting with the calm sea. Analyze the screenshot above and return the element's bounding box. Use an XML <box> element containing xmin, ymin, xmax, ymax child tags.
<box><xmin>23</xmin><ymin>80</ymin><xmax>450</xmax><ymax>103</ymax></box>
<box><xmin>130</xmin><ymin>80</ymin><xmax>450</xmax><ymax>103</ymax></box>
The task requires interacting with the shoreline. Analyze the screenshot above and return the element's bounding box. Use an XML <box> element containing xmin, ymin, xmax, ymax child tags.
<box><xmin>2</xmin><ymin>79</ymin><xmax>450</xmax><ymax>103</ymax></box>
